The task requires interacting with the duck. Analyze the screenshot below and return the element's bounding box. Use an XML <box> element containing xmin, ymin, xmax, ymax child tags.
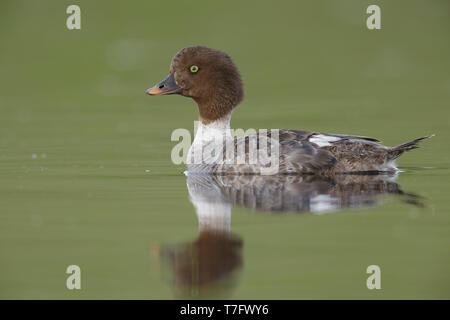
<box><xmin>146</xmin><ymin>45</ymin><xmax>433</xmax><ymax>175</ymax></box>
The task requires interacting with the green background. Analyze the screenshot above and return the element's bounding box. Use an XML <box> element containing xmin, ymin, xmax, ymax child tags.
<box><xmin>0</xmin><ymin>0</ymin><xmax>449</xmax><ymax>299</ymax></box>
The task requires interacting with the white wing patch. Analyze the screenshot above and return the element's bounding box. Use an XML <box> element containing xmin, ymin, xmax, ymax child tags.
<box><xmin>309</xmin><ymin>134</ymin><xmax>342</xmax><ymax>147</ymax></box>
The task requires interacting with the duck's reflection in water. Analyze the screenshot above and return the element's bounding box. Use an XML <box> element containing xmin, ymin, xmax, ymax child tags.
<box><xmin>188</xmin><ymin>173</ymin><xmax>422</xmax><ymax>214</ymax></box>
<box><xmin>155</xmin><ymin>175</ymin><xmax>242</xmax><ymax>299</ymax></box>
<box><xmin>154</xmin><ymin>173</ymin><xmax>421</xmax><ymax>298</ymax></box>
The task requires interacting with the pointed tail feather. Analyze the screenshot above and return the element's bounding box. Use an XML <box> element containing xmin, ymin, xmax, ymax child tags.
<box><xmin>389</xmin><ymin>134</ymin><xmax>434</xmax><ymax>159</ymax></box>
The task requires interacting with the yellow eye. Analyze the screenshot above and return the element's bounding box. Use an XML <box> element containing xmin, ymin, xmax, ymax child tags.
<box><xmin>190</xmin><ymin>65</ymin><xmax>199</xmax><ymax>73</ymax></box>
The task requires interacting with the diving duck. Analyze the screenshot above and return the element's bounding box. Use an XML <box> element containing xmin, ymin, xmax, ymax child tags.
<box><xmin>146</xmin><ymin>46</ymin><xmax>432</xmax><ymax>175</ymax></box>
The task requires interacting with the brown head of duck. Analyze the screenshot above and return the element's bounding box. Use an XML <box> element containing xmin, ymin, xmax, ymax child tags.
<box><xmin>146</xmin><ymin>46</ymin><xmax>244</xmax><ymax>125</ymax></box>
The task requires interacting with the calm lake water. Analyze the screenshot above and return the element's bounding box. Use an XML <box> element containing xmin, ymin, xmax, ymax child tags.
<box><xmin>0</xmin><ymin>0</ymin><xmax>449</xmax><ymax>299</ymax></box>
